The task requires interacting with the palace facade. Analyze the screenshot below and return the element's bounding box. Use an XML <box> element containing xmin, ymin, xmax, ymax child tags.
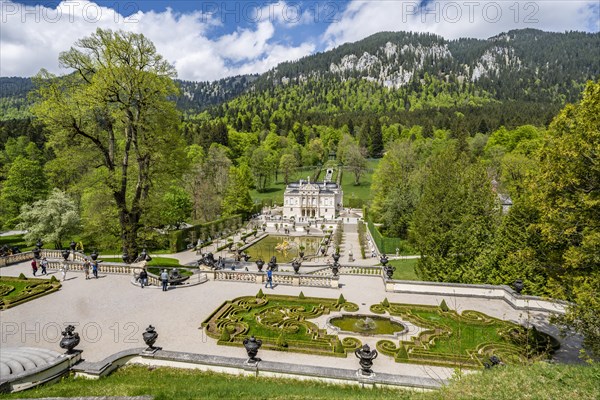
<box><xmin>283</xmin><ymin>172</ymin><xmax>343</xmax><ymax>221</ymax></box>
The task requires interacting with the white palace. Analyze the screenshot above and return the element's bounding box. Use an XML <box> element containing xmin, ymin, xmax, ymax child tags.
<box><xmin>282</xmin><ymin>169</ymin><xmax>343</xmax><ymax>221</ymax></box>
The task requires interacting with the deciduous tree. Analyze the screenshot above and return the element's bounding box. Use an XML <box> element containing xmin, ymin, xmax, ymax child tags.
<box><xmin>18</xmin><ymin>188</ymin><xmax>80</xmax><ymax>249</ymax></box>
<box><xmin>32</xmin><ymin>28</ymin><xmax>181</xmax><ymax>260</ymax></box>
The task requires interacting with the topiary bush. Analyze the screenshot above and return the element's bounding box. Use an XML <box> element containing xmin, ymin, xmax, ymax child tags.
<box><xmin>337</xmin><ymin>294</ymin><xmax>346</xmax><ymax>305</ymax></box>
<box><xmin>49</xmin><ymin>275</ymin><xmax>58</xmax><ymax>283</ymax></box>
<box><xmin>382</xmin><ymin>298</ymin><xmax>390</xmax><ymax>307</ymax></box>
<box><xmin>298</xmin><ymin>291</ymin><xmax>305</xmax><ymax>299</ymax></box>
<box><xmin>256</xmin><ymin>289</ymin><xmax>265</xmax><ymax>299</ymax></box>
<box><xmin>440</xmin><ymin>299</ymin><xmax>449</xmax><ymax>312</ymax></box>
<box><xmin>277</xmin><ymin>333</ymin><xmax>288</xmax><ymax>348</ymax></box>
<box><xmin>18</xmin><ymin>273</ymin><xmax>27</xmax><ymax>280</ymax></box>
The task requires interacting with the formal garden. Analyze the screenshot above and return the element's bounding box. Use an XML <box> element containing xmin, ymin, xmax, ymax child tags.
<box><xmin>202</xmin><ymin>293</ymin><xmax>558</xmax><ymax>369</ymax></box>
<box><xmin>371</xmin><ymin>300</ymin><xmax>559</xmax><ymax>368</ymax></box>
<box><xmin>0</xmin><ymin>276</ymin><xmax>61</xmax><ymax>310</ymax></box>
<box><xmin>202</xmin><ymin>293</ymin><xmax>362</xmax><ymax>357</ymax></box>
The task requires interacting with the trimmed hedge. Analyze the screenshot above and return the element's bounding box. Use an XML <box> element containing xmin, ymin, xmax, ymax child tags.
<box><xmin>201</xmin><ymin>294</ymin><xmax>359</xmax><ymax>358</ymax></box>
<box><xmin>169</xmin><ymin>215</ymin><xmax>243</xmax><ymax>252</ymax></box>
<box><xmin>371</xmin><ymin>300</ymin><xmax>555</xmax><ymax>369</ymax></box>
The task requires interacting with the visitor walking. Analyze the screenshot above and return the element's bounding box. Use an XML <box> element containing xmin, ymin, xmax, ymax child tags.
<box><xmin>139</xmin><ymin>268</ymin><xmax>148</xmax><ymax>289</ymax></box>
<box><xmin>265</xmin><ymin>267</ymin><xmax>273</xmax><ymax>289</ymax></box>
<box><xmin>31</xmin><ymin>259</ymin><xmax>38</xmax><ymax>276</ymax></box>
<box><xmin>40</xmin><ymin>257</ymin><xmax>48</xmax><ymax>275</ymax></box>
<box><xmin>160</xmin><ymin>269</ymin><xmax>169</xmax><ymax>291</ymax></box>
<box><xmin>91</xmin><ymin>260</ymin><xmax>99</xmax><ymax>279</ymax></box>
<box><xmin>61</xmin><ymin>262</ymin><xmax>68</xmax><ymax>281</ymax></box>
<box><xmin>83</xmin><ymin>258</ymin><xmax>91</xmax><ymax>280</ymax></box>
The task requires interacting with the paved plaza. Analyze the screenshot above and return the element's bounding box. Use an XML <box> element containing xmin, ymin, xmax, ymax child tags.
<box><xmin>0</xmin><ymin>222</ymin><xmax>579</xmax><ymax>386</ymax></box>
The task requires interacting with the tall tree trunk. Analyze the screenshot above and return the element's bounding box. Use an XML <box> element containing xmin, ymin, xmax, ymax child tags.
<box><xmin>119</xmin><ymin>209</ymin><xmax>140</xmax><ymax>262</ymax></box>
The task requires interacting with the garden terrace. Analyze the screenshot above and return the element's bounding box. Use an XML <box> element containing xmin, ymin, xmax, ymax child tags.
<box><xmin>202</xmin><ymin>293</ymin><xmax>360</xmax><ymax>357</ymax></box>
<box><xmin>371</xmin><ymin>300</ymin><xmax>559</xmax><ymax>369</ymax></box>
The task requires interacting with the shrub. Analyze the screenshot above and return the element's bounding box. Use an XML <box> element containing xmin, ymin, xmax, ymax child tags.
<box><xmin>256</xmin><ymin>289</ymin><xmax>265</xmax><ymax>299</ymax></box>
<box><xmin>337</xmin><ymin>294</ymin><xmax>346</xmax><ymax>305</ymax></box>
<box><xmin>334</xmin><ymin>339</ymin><xmax>345</xmax><ymax>354</ymax></box>
<box><xmin>298</xmin><ymin>291</ymin><xmax>305</xmax><ymax>299</ymax></box>
<box><xmin>220</xmin><ymin>328</ymin><xmax>231</xmax><ymax>342</ymax></box>
<box><xmin>277</xmin><ymin>333</ymin><xmax>288</xmax><ymax>348</ymax></box>
<box><xmin>18</xmin><ymin>273</ymin><xmax>27</xmax><ymax>280</ymax></box>
<box><xmin>382</xmin><ymin>298</ymin><xmax>390</xmax><ymax>307</ymax></box>
<box><xmin>440</xmin><ymin>299</ymin><xmax>449</xmax><ymax>312</ymax></box>
<box><xmin>396</xmin><ymin>344</ymin><xmax>409</xmax><ymax>360</ymax></box>
<box><xmin>49</xmin><ymin>275</ymin><xmax>58</xmax><ymax>283</ymax></box>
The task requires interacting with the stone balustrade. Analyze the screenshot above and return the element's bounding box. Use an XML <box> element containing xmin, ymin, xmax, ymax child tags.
<box><xmin>385</xmin><ymin>279</ymin><xmax>569</xmax><ymax>314</ymax></box>
<box><xmin>209</xmin><ymin>269</ymin><xmax>338</xmax><ymax>288</ymax></box>
<box><xmin>45</xmin><ymin>260</ymin><xmax>133</xmax><ymax>275</ymax></box>
<box><xmin>0</xmin><ymin>251</ymin><xmax>33</xmax><ymax>267</ymax></box>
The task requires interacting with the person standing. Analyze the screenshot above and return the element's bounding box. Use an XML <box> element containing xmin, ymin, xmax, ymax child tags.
<box><xmin>160</xmin><ymin>269</ymin><xmax>169</xmax><ymax>291</ymax></box>
<box><xmin>139</xmin><ymin>268</ymin><xmax>148</xmax><ymax>289</ymax></box>
<box><xmin>31</xmin><ymin>259</ymin><xmax>38</xmax><ymax>276</ymax></box>
<box><xmin>265</xmin><ymin>267</ymin><xmax>273</xmax><ymax>289</ymax></box>
<box><xmin>40</xmin><ymin>257</ymin><xmax>48</xmax><ymax>275</ymax></box>
<box><xmin>91</xmin><ymin>260</ymin><xmax>99</xmax><ymax>279</ymax></box>
<box><xmin>82</xmin><ymin>258</ymin><xmax>91</xmax><ymax>280</ymax></box>
<box><xmin>61</xmin><ymin>262</ymin><xmax>68</xmax><ymax>281</ymax></box>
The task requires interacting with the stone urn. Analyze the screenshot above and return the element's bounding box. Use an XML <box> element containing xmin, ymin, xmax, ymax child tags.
<box><xmin>332</xmin><ymin>252</ymin><xmax>340</xmax><ymax>263</ymax></box>
<box><xmin>90</xmin><ymin>250</ymin><xmax>99</xmax><ymax>261</ymax></box>
<box><xmin>59</xmin><ymin>325</ymin><xmax>80</xmax><ymax>354</ymax></box>
<box><xmin>292</xmin><ymin>260</ymin><xmax>301</xmax><ymax>274</ymax></box>
<box><xmin>35</xmin><ymin>239</ymin><xmax>43</xmax><ymax>249</ymax></box>
<box><xmin>320</xmin><ymin>247</ymin><xmax>326</xmax><ymax>256</ymax></box>
<box><xmin>331</xmin><ymin>261</ymin><xmax>339</xmax><ymax>277</ymax></box>
<box><xmin>61</xmin><ymin>249</ymin><xmax>70</xmax><ymax>261</ymax></box>
<box><xmin>69</xmin><ymin>241</ymin><xmax>77</xmax><ymax>251</ymax></box>
<box><xmin>385</xmin><ymin>265</ymin><xmax>396</xmax><ymax>279</ymax></box>
<box><xmin>33</xmin><ymin>247</ymin><xmax>41</xmax><ymax>259</ymax></box>
<box><xmin>268</xmin><ymin>256</ymin><xmax>278</xmax><ymax>272</ymax></box>
<box><xmin>355</xmin><ymin>344</ymin><xmax>378</xmax><ymax>375</ymax></box>
<box><xmin>142</xmin><ymin>325</ymin><xmax>159</xmax><ymax>351</ymax></box>
<box><xmin>514</xmin><ymin>279</ymin><xmax>524</xmax><ymax>295</ymax></box>
<box><xmin>122</xmin><ymin>251</ymin><xmax>129</xmax><ymax>263</ymax></box>
<box><xmin>256</xmin><ymin>259</ymin><xmax>265</xmax><ymax>272</ymax></box>
<box><xmin>380</xmin><ymin>254</ymin><xmax>389</xmax><ymax>268</ymax></box>
<box><xmin>243</xmin><ymin>336</ymin><xmax>262</xmax><ymax>363</ymax></box>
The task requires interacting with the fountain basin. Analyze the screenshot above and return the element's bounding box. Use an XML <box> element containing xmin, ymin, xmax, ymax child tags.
<box><xmin>327</xmin><ymin>314</ymin><xmax>408</xmax><ymax>337</ymax></box>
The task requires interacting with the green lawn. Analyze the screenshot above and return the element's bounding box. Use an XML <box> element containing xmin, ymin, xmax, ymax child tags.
<box><xmin>0</xmin><ymin>234</ymin><xmax>34</xmax><ymax>251</ymax></box>
<box><xmin>0</xmin><ymin>277</ymin><xmax>61</xmax><ymax>310</ymax></box>
<box><xmin>388</xmin><ymin>258</ymin><xmax>419</xmax><ymax>280</ymax></box>
<box><xmin>0</xmin><ymin>277</ymin><xmax>33</xmax><ymax>299</ymax></box>
<box><xmin>2</xmin><ymin>361</ymin><xmax>598</xmax><ymax>400</ymax></box>
<box><xmin>341</xmin><ymin>159</ymin><xmax>379</xmax><ymax>206</ymax></box>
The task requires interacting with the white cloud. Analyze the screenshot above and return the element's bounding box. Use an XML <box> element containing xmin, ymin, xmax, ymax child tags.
<box><xmin>323</xmin><ymin>0</ymin><xmax>599</xmax><ymax>49</ymax></box>
<box><xmin>0</xmin><ymin>0</ymin><xmax>315</xmax><ymax>81</ymax></box>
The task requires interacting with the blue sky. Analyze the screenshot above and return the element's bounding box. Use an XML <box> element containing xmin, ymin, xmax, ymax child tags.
<box><xmin>2</xmin><ymin>1</ymin><xmax>598</xmax><ymax>80</ymax></box>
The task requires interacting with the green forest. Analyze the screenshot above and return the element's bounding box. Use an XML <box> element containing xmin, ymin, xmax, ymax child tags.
<box><xmin>0</xmin><ymin>28</ymin><xmax>598</xmax><ymax>359</ymax></box>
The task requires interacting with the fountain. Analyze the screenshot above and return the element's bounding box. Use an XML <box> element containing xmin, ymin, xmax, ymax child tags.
<box><xmin>329</xmin><ymin>314</ymin><xmax>406</xmax><ymax>337</ymax></box>
<box><xmin>355</xmin><ymin>316</ymin><xmax>377</xmax><ymax>332</ymax></box>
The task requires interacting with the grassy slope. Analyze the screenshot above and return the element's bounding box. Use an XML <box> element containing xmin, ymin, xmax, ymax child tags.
<box><xmin>1</xmin><ymin>363</ymin><xmax>598</xmax><ymax>400</ymax></box>
<box><xmin>341</xmin><ymin>159</ymin><xmax>379</xmax><ymax>205</ymax></box>
<box><xmin>388</xmin><ymin>258</ymin><xmax>419</xmax><ymax>280</ymax></box>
